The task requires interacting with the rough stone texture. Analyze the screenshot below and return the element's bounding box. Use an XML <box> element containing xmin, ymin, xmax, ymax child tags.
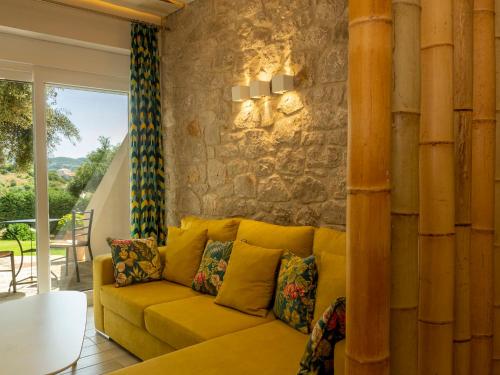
<box><xmin>162</xmin><ymin>0</ymin><xmax>348</xmax><ymax>229</ymax></box>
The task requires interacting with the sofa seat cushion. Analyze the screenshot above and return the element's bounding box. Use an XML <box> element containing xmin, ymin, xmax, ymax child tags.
<box><xmin>108</xmin><ymin>320</ymin><xmax>309</xmax><ymax>375</ymax></box>
<box><xmin>144</xmin><ymin>294</ymin><xmax>275</xmax><ymax>349</ymax></box>
<box><xmin>100</xmin><ymin>281</ymin><xmax>199</xmax><ymax>328</ymax></box>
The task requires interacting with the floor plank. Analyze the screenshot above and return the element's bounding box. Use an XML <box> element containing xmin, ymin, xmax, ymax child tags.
<box><xmin>57</xmin><ymin>306</ymin><xmax>140</xmax><ymax>374</ymax></box>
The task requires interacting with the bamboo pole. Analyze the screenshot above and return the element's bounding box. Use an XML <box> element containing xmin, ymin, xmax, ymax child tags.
<box><xmin>390</xmin><ymin>1</ymin><xmax>420</xmax><ymax>374</ymax></box>
<box><xmin>471</xmin><ymin>0</ymin><xmax>496</xmax><ymax>373</ymax></box>
<box><xmin>418</xmin><ymin>1</ymin><xmax>455</xmax><ymax>374</ymax></box>
<box><xmin>346</xmin><ymin>1</ymin><xmax>392</xmax><ymax>374</ymax></box>
<box><xmin>453</xmin><ymin>0</ymin><xmax>473</xmax><ymax>374</ymax></box>
<box><xmin>494</xmin><ymin>1</ymin><xmax>500</xmax><ymax>371</ymax></box>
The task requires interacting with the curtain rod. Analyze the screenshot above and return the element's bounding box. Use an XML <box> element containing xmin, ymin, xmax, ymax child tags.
<box><xmin>36</xmin><ymin>0</ymin><xmax>173</xmax><ymax>30</ymax></box>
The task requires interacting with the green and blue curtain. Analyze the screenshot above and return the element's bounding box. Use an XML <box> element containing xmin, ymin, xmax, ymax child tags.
<box><xmin>130</xmin><ymin>22</ymin><xmax>166</xmax><ymax>245</ymax></box>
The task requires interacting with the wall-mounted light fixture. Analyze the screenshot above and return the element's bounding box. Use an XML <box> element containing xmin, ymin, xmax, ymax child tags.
<box><xmin>231</xmin><ymin>85</ymin><xmax>250</xmax><ymax>102</ymax></box>
<box><xmin>272</xmin><ymin>74</ymin><xmax>294</xmax><ymax>94</ymax></box>
<box><xmin>250</xmin><ymin>80</ymin><xmax>270</xmax><ymax>98</ymax></box>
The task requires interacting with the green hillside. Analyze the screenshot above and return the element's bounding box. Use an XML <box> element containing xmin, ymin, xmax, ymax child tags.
<box><xmin>48</xmin><ymin>157</ymin><xmax>86</xmax><ymax>171</ymax></box>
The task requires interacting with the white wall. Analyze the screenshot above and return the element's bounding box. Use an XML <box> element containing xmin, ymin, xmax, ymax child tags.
<box><xmin>87</xmin><ymin>137</ymin><xmax>131</xmax><ymax>256</ymax></box>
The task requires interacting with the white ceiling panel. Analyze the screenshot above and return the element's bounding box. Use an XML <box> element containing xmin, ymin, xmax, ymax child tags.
<box><xmin>103</xmin><ymin>0</ymin><xmax>194</xmax><ymax>17</ymax></box>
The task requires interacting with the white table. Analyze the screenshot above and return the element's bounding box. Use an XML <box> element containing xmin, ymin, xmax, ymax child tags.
<box><xmin>0</xmin><ymin>291</ymin><xmax>87</xmax><ymax>375</ymax></box>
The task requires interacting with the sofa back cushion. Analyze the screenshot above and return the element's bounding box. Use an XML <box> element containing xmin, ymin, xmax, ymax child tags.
<box><xmin>215</xmin><ymin>240</ymin><xmax>283</xmax><ymax>317</ymax></box>
<box><xmin>163</xmin><ymin>226</ymin><xmax>208</xmax><ymax>287</ymax></box>
<box><xmin>181</xmin><ymin>216</ymin><xmax>241</xmax><ymax>242</ymax></box>
<box><xmin>236</xmin><ymin>219</ymin><xmax>314</xmax><ymax>258</ymax></box>
<box><xmin>313</xmin><ymin>253</ymin><xmax>346</xmax><ymax>326</ymax></box>
<box><xmin>312</xmin><ymin>228</ymin><xmax>346</xmax><ymax>326</ymax></box>
<box><xmin>313</xmin><ymin>227</ymin><xmax>346</xmax><ymax>258</ymax></box>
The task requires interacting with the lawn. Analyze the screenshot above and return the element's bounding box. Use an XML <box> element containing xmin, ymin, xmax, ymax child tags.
<box><xmin>0</xmin><ymin>240</ymin><xmax>65</xmax><ymax>256</ymax></box>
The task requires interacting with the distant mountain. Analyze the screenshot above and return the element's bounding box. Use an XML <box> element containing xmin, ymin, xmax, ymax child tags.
<box><xmin>48</xmin><ymin>157</ymin><xmax>86</xmax><ymax>171</ymax></box>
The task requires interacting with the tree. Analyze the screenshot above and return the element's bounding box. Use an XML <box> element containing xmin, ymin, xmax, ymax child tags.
<box><xmin>0</xmin><ymin>81</ymin><xmax>80</xmax><ymax>171</ymax></box>
<box><xmin>67</xmin><ymin>136</ymin><xmax>118</xmax><ymax>197</ymax></box>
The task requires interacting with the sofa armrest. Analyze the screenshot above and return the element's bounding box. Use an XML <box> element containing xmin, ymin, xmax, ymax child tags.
<box><xmin>93</xmin><ymin>254</ymin><xmax>115</xmax><ymax>332</ymax></box>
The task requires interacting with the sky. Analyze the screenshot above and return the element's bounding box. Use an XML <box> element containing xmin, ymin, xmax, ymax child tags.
<box><xmin>50</xmin><ymin>86</ymin><xmax>128</xmax><ymax>158</ymax></box>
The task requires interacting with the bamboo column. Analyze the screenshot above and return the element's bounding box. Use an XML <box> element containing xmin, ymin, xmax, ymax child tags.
<box><xmin>494</xmin><ymin>1</ymin><xmax>500</xmax><ymax>371</ymax></box>
<box><xmin>418</xmin><ymin>1</ymin><xmax>455</xmax><ymax>374</ymax></box>
<box><xmin>471</xmin><ymin>0</ymin><xmax>496</xmax><ymax>372</ymax></box>
<box><xmin>453</xmin><ymin>0</ymin><xmax>473</xmax><ymax>374</ymax></box>
<box><xmin>346</xmin><ymin>1</ymin><xmax>392</xmax><ymax>374</ymax></box>
<box><xmin>390</xmin><ymin>1</ymin><xmax>420</xmax><ymax>374</ymax></box>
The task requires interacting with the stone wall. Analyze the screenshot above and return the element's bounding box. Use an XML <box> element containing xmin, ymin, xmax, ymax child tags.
<box><xmin>162</xmin><ymin>0</ymin><xmax>348</xmax><ymax>229</ymax></box>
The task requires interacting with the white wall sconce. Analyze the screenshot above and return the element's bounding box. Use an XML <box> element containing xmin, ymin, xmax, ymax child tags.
<box><xmin>272</xmin><ymin>74</ymin><xmax>294</xmax><ymax>94</ymax></box>
<box><xmin>250</xmin><ymin>80</ymin><xmax>270</xmax><ymax>98</ymax></box>
<box><xmin>232</xmin><ymin>85</ymin><xmax>250</xmax><ymax>102</ymax></box>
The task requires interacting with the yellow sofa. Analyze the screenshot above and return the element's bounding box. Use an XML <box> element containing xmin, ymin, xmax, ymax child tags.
<box><xmin>94</xmin><ymin>218</ymin><xmax>346</xmax><ymax>374</ymax></box>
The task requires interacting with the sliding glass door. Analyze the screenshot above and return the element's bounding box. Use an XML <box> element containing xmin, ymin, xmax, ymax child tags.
<box><xmin>46</xmin><ymin>85</ymin><xmax>128</xmax><ymax>292</ymax></box>
<box><xmin>0</xmin><ymin>63</ymin><xmax>129</xmax><ymax>297</ymax></box>
<box><xmin>0</xmin><ymin>79</ymin><xmax>38</xmax><ymax>296</ymax></box>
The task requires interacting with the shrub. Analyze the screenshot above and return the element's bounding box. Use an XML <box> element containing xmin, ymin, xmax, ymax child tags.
<box><xmin>1</xmin><ymin>223</ymin><xmax>34</xmax><ymax>241</ymax></box>
<box><xmin>0</xmin><ymin>188</ymin><xmax>78</xmax><ymax>226</ymax></box>
<box><xmin>48</xmin><ymin>188</ymin><xmax>79</xmax><ymax>220</ymax></box>
<box><xmin>55</xmin><ymin>212</ymin><xmax>85</xmax><ymax>234</ymax></box>
<box><xmin>0</xmin><ymin>188</ymin><xmax>35</xmax><ymax>222</ymax></box>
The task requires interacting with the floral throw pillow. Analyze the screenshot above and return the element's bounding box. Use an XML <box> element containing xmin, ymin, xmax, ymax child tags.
<box><xmin>107</xmin><ymin>237</ymin><xmax>163</xmax><ymax>287</ymax></box>
<box><xmin>192</xmin><ymin>241</ymin><xmax>233</xmax><ymax>295</ymax></box>
<box><xmin>273</xmin><ymin>251</ymin><xmax>318</xmax><ymax>333</ymax></box>
<box><xmin>298</xmin><ymin>297</ymin><xmax>346</xmax><ymax>375</ymax></box>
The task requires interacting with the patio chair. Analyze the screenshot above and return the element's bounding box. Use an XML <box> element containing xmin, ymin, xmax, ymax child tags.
<box><xmin>0</xmin><ymin>251</ymin><xmax>16</xmax><ymax>293</ymax></box>
<box><xmin>50</xmin><ymin>210</ymin><xmax>94</xmax><ymax>283</ymax></box>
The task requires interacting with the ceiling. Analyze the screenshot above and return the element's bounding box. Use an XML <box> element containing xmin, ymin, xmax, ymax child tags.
<box><xmin>43</xmin><ymin>0</ymin><xmax>195</xmax><ymax>25</ymax></box>
<box><xmin>103</xmin><ymin>0</ymin><xmax>193</xmax><ymax>17</ymax></box>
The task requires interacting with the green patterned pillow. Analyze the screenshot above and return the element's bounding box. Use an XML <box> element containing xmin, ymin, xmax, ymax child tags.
<box><xmin>298</xmin><ymin>297</ymin><xmax>346</xmax><ymax>375</ymax></box>
<box><xmin>107</xmin><ymin>237</ymin><xmax>163</xmax><ymax>287</ymax></box>
<box><xmin>192</xmin><ymin>241</ymin><xmax>233</xmax><ymax>295</ymax></box>
<box><xmin>273</xmin><ymin>251</ymin><xmax>318</xmax><ymax>333</ymax></box>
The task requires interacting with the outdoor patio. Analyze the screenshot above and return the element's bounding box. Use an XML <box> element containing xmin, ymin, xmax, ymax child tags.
<box><xmin>0</xmin><ymin>254</ymin><xmax>92</xmax><ymax>301</ymax></box>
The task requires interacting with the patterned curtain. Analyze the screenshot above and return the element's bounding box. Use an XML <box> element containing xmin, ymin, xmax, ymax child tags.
<box><xmin>129</xmin><ymin>22</ymin><xmax>166</xmax><ymax>245</ymax></box>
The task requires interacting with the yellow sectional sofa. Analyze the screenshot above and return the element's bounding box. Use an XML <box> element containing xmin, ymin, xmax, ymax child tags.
<box><xmin>94</xmin><ymin>218</ymin><xmax>346</xmax><ymax>374</ymax></box>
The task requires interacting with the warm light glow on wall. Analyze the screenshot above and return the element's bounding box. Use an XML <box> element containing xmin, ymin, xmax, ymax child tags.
<box><xmin>257</xmin><ymin>71</ymin><xmax>272</xmax><ymax>82</ymax></box>
<box><xmin>283</xmin><ymin>58</ymin><xmax>293</xmax><ymax>76</ymax></box>
<box><xmin>278</xmin><ymin>91</ymin><xmax>302</xmax><ymax>110</ymax></box>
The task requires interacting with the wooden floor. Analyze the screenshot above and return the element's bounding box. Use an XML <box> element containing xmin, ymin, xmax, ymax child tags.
<box><xmin>59</xmin><ymin>306</ymin><xmax>140</xmax><ymax>374</ymax></box>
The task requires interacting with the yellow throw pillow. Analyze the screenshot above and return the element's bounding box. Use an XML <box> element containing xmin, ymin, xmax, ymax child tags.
<box><xmin>312</xmin><ymin>252</ymin><xmax>346</xmax><ymax>326</ymax></box>
<box><xmin>162</xmin><ymin>226</ymin><xmax>208</xmax><ymax>287</ymax></box>
<box><xmin>181</xmin><ymin>216</ymin><xmax>241</xmax><ymax>241</ymax></box>
<box><xmin>236</xmin><ymin>219</ymin><xmax>314</xmax><ymax>258</ymax></box>
<box><xmin>215</xmin><ymin>241</ymin><xmax>283</xmax><ymax>317</ymax></box>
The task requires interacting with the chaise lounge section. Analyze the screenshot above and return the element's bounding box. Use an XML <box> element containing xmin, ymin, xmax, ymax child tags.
<box><xmin>93</xmin><ymin>218</ymin><xmax>346</xmax><ymax>374</ymax></box>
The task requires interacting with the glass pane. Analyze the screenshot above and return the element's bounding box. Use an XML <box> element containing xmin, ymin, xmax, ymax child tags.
<box><xmin>46</xmin><ymin>85</ymin><xmax>128</xmax><ymax>292</ymax></box>
<box><xmin>0</xmin><ymin>79</ymin><xmax>38</xmax><ymax>299</ymax></box>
